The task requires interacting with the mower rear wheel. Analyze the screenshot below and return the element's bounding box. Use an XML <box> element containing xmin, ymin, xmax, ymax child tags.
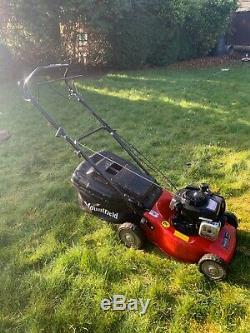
<box><xmin>224</xmin><ymin>211</ymin><xmax>238</xmax><ymax>229</ymax></box>
<box><xmin>118</xmin><ymin>223</ymin><xmax>144</xmax><ymax>249</ymax></box>
<box><xmin>198</xmin><ymin>254</ymin><xmax>227</xmax><ymax>281</ymax></box>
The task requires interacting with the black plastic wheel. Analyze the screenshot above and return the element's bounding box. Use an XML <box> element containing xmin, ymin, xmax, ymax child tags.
<box><xmin>224</xmin><ymin>211</ymin><xmax>238</xmax><ymax>229</ymax></box>
<box><xmin>118</xmin><ymin>223</ymin><xmax>144</xmax><ymax>249</ymax></box>
<box><xmin>198</xmin><ymin>254</ymin><xmax>228</xmax><ymax>281</ymax></box>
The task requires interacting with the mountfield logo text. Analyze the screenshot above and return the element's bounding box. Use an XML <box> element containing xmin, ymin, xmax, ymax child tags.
<box><xmin>84</xmin><ymin>201</ymin><xmax>119</xmax><ymax>220</ymax></box>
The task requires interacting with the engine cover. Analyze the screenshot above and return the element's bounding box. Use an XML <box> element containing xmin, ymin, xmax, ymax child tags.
<box><xmin>171</xmin><ymin>185</ymin><xmax>226</xmax><ymax>237</ymax></box>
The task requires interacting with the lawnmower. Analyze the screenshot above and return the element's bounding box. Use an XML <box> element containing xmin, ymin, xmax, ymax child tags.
<box><xmin>20</xmin><ymin>63</ymin><xmax>238</xmax><ymax>281</ymax></box>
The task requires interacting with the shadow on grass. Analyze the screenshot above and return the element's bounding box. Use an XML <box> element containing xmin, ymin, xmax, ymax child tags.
<box><xmin>141</xmin><ymin>228</ymin><xmax>250</xmax><ymax>289</ymax></box>
<box><xmin>36</xmin><ymin>69</ymin><xmax>250</xmax><ymax>150</ymax></box>
<box><xmin>104</xmin><ymin>67</ymin><xmax>250</xmax><ymax>112</ymax></box>
<box><xmin>227</xmin><ymin>230</ymin><xmax>250</xmax><ymax>288</ymax></box>
<box><xmin>70</xmin><ymin>83</ymin><xmax>250</xmax><ymax>151</ymax></box>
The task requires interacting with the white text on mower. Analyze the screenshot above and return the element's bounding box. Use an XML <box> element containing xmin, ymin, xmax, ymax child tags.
<box><xmin>100</xmin><ymin>295</ymin><xmax>150</xmax><ymax>315</ymax></box>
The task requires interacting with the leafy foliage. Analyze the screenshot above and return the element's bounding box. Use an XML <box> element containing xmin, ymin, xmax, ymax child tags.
<box><xmin>0</xmin><ymin>0</ymin><xmax>238</xmax><ymax>67</ymax></box>
<box><xmin>0</xmin><ymin>1</ymin><xmax>62</xmax><ymax>64</ymax></box>
<box><xmin>178</xmin><ymin>0</ymin><xmax>238</xmax><ymax>60</ymax></box>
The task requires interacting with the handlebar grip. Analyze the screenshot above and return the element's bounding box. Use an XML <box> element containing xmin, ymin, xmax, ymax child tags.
<box><xmin>21</xmin><ymin>63</ymin><xmax>69</xmax><ymax>101</ymax></box>
<box><xmin>24</xmin><ymin>63</ymin><xmax>69</xmax><ymax>84</ymax></box>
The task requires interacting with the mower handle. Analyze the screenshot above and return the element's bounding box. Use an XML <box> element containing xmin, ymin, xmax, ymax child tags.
<box><xmin>21</xmin><ymin>63</ymin><xmax>69</xmax><ymax>101</ymax></box>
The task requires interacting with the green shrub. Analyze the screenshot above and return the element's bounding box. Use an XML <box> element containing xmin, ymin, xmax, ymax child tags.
<box><xmin>0</xmin><ymin>0</ymin><xmax>238</xmax><ymax>68</ymax></box>
<box><xmin>105</xmin><ymin>12</ymin><xmax>153</xmax><ymax>69</ymax></box>
<box><xmin>179</xmin><ymin>0</ymin><xmax>238</xmax><ymax>60</ymax></box>
<box><xmin>103</xmin><ymin>0</ymin><xmax>237</xmax><ymax>68</ymax></box>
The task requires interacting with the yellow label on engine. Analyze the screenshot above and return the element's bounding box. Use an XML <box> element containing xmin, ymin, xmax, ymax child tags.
<box><xmin>162</xmin><ymin>221</ymin><xmax>170</xmax><ymax>229</ymax></box>
<box><xmin>174</xmin><ymin>230</ymin><xmax>189</xmax><ymax>242</ymax></box>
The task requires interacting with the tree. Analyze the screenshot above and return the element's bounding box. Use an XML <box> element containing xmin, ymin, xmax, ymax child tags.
<box><xmin>0</xmin><ymin>0</ymin><xmax>238</xmax><ymax>68</ymax></box>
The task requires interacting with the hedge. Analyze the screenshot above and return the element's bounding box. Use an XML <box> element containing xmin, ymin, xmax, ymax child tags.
<box><xmin>0</xmin><ymin>0</ymin><xmax>238</xmax><ymax>69</ymax></box>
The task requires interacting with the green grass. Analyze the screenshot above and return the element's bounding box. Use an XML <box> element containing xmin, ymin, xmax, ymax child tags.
<box><xmin>0</xmin><ymin>64</ymin><xmax>250</xmax><ymax>333</ymax></box>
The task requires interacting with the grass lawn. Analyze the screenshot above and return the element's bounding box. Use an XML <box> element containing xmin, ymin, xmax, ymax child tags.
<box><xmin>0</xmin><ymin>64</ymin><xmax>250</xmax><ymax>333</ymax></box>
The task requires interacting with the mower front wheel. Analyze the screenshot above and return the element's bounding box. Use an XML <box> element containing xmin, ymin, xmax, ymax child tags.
<box><xmin>198</xmin><ymin>254</ymin><xmax>228</xmax><ymax>281</ymax></box>
<box><xmin>118</xmin><ymin>223</ymin><xmax>144</xmax><ymax>249</ymax></box>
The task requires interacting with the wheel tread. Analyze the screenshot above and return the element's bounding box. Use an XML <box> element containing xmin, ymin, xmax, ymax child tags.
<box><xmin>198</xmin><ymin>253</ymin><xmax>228</xmax><ymax>281</ymax></box>
<box><xmin>118</xmin><ymin>222</ymin><xmax>144</xmax><ymax>249</ymax></box>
